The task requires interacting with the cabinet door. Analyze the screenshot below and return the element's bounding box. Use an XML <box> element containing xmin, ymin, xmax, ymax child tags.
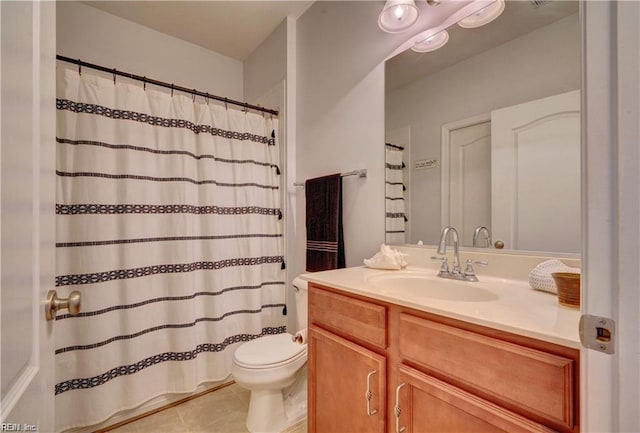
<box><xmin>394</xmin><ymin>365</ymin><xmax>554</xmax><ymax>433</ymax></box>
<box><xmin>309</xmin><ymin>326</ymin><xmax>386</xmax><ymax>433</ymax></box>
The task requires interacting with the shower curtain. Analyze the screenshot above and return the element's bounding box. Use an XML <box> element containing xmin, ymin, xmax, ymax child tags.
<box><xmin>385</xmin><ymin>144</ymin><xmax>406</xmax><ymax>244</ymax></box>
<box><xmin>54</xmin><ymin>67</ymin><xmax>285</xmax><ymax>431</ymax></box>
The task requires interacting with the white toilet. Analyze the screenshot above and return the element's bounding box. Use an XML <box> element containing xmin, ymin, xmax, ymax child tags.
<box><xmin>232</xmin><ymin>277</ymin><xmax>308</xmax><ymax>433</ymax></box>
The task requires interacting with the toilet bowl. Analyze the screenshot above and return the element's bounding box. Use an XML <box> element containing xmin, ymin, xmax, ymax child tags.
<box><xmin>231</xmin><ymin>277</ymin><xmax>308</xmax><ymax>433</ymax></box>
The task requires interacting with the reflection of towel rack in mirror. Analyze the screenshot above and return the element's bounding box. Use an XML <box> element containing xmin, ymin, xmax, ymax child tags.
<box><xmin>293</xmin><ymin>169</ymin><xmax>367</xmax><ymax>187</ymax></box>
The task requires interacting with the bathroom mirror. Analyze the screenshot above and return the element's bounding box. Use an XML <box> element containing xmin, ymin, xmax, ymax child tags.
<box><xmin>384</xmin><ymin>0</ymin><xmax>580</xmax><ymax>254</ymax></box>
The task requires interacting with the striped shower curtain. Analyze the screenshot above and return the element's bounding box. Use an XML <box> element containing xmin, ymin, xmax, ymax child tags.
<box><xmin>385</xmin><ymin>143</ymin><xmax>406</xmax><ymax>244</ymax></box>
<box><xmin>54</xmin><ymin>67</ymin><xmax>285</xmax><ymax>431</ymax></box>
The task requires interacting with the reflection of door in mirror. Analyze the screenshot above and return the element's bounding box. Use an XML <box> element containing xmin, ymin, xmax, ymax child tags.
<box><xmin>385</xmin><ymin>126</ymin><xmax>411</xmax><ymax>244</ymax></box>
<box><xmin>441</xmin><ymin>115</ymin><xmax>492</xmax><ymax>248</ymax></box>
<box><xmin>440</xmin><ymin>91</ymin><xmax>580</xmax><ymax>253</ymax></box>
<box><xmin>492</xmin><ymin>90</ymin><xmax>580</xmax><ymax>253</ymax></box>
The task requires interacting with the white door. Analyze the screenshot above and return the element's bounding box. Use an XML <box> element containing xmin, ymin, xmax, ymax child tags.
<box><xmin>448</xmin><ymin>120</ymin><xmax>491</xmax><ymax>247</ymax></box>
<box><xmin>491</xmin><ymin>90</ymin><xmax>580</xmax><ymax>253</ymax></box>
<box><xmin>1</xmin><ymin>1</ymin><xmax>56</xmax><ymax>430</ymax></box>
<box><xmin>441</xmin><ymin>115</ymin><xmax>491</xmax><ymax>247</ymax></box>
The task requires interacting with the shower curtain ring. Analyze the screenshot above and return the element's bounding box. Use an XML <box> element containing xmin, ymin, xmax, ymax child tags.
<box><xmin>192</xmin><ymin>90</ymin><xmax>196</xmax><ymax>103</ymax></box>
<box><xmin>78</xmin><ymin>59</ymin><xmax>82</xmax><ymax>76</ymax></box>
<box><xmin>143</xmin><ymin>76</ymin><xmax>146</xmax><ymax>91</ymax></box>
<box><xmin>205</xmin><ymin>93</ymin><xmax>209</xmax><ymax>105</ymax></box>
<box><xmin>171</xmin><ymin>84</ymin><xmax>174</xmax><ymax>97</ymax></box>
<box><xmin>243</xmin><ymin>103</ymin><xmax>249</xmax><ymax>114</ymax></box>
<box><xmin>224</xmin><ymin>98</ymin><xmax>228</xmax><ymax>110</ymax></box>
<box><xmin>113</xmin><ymin>68</ymin><xmax>117</xmax><ymax>85</ymax></box>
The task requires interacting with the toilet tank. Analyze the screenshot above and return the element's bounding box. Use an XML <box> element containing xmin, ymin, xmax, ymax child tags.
<box><xmin>292</xmin><ymin>277</ymin><xmax>308</xmax><ymax>330</ymax></box>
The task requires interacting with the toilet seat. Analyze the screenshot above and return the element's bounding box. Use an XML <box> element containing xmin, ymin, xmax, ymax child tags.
<box><xmin>233</xmin><ymin>333</ymin><xmax>307</xmax><ymax>369</ymax></box>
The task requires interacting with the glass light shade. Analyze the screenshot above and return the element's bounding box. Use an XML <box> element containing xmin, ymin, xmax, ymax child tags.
<box><xmin>378</xmin><ymin>0</ymin><xmax>420</xmax><ymax>34</ymax></box>
<box><xmin>458</xmin><ymin>0</ymin><xmax>505</xmax><ymax>29</ymax></box>
<box><xmin>411</xmin><ymin>30</ymin><xmax>449</xmax><ymax>53</ymax></box>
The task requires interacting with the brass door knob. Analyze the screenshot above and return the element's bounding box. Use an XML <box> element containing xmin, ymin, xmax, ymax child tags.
<box><xmin>494</xmin><ymin>240</ymin><xmax>505</xmax><ymax>249</ymax></box>
<box><xmin>45</xmin><ymin>290</ymin><xmax>81</xmax><ymax>321</ymax></box>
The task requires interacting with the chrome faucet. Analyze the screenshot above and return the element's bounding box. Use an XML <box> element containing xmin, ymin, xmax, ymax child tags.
<box><xmin>437</xmin><ymin>226</ymin><xmax>462</xmax><ymax>277</ymax></box>
<box><xmin>472</xmin><ymin>226</ymin><xmax>491</xmax><ymax>248</ymax></box>
<box><xmin>434</xmin><ymin>226</ymin><xmax>487</xmax><ymax>282</ymax></box>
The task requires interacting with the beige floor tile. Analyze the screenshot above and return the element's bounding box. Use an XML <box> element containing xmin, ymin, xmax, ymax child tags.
<box><xmin>228</xmin><ymin>384</ymin><xmax>251</xmax><ymax>410</ymax></box>
<box><xmin>176</xmin><ymin>386</ymin><xmax>248</xmax><ymax>432</ymax></box>
<box><xmin>119</xmin><ymin>407</ymin><xmax>186</xmax><ymax>433</ymax></box>
<box><xmin>106</xmin><ymin>383</ymin><xmax>305</xmax><ymax>433</ymax></box>
<box><xmin>187</xmin><ymin>408</ymin><xmax>248</xmax><ymax>433</ymax></box>
<box><xmin>106</xmin><ymin>420</ymin><xmax>141</xmax><ymax>433</ymax></box>
<box><xmin>281</xmin><ymin>420</ymin><xmax>307</xmax><ymax>433</ymax></box>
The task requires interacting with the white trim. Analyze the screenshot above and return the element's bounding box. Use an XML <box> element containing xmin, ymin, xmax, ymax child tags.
<box><xmin>613</xmin><ymin>2</ymin><xmax>640</xmax><ymax>431</ymax></box>
<box><xmin>285</xmin><ymin>15</ymin><xmax>299</xmax><ymax>330</ymax></box>
<box><xmin>0</xmin><ymin>366</ymin><xmax>39</xmax><ymax>421</ymax></box>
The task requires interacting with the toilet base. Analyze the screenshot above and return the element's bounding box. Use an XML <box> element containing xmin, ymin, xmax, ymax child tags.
<box><xmin>246</xmin><ymin>388</ymin><xmax>288</xmax><ymax>433</ymax></box>
<box><xmin>243</xmin><ymin>367</ymin><xmax>307</xmax><ymax>433</ymax></box>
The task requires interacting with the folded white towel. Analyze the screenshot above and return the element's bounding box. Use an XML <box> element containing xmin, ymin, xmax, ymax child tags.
<box><xmin>363</xmin><ymin>244</ymin><xmax>408</xmax><ymax>270</ymax></box>
<box><xmin>528</xmin><ymin>259</ymin><xmax>580</xmax><ymax>294</ymax></box>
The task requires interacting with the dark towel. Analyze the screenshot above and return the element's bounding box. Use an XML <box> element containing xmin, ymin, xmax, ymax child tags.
<box><xmin>305</xmin><ymin>174</ymin><xmax>345</xmax><ymax>272</ymax></box>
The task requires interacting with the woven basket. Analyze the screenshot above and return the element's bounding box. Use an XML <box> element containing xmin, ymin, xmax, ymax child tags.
<box><xmin>552</xmin><ymin>272</ymin><xmax>581</xmax><ymax>308</ymax></box>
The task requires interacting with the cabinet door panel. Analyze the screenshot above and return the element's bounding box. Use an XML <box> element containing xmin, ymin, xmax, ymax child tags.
<box><xmin>309</xmin><ymin>326</ymin><xmax>386</xmax><ymax>433</ymax></box>
<box><xmin>397</xmin><ymin>365</ymin><xmax>554</xmax><ymax>433</ymax></box>
<box><xmin>399</xmin><ymin>313</ymin><xmax>575</xmax><ymax>429</ymax></box>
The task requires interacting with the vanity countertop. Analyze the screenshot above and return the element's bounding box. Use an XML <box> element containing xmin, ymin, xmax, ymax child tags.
<box><xmin>302</xmin><ymin>265</ymin><xmax>581</xmax><ymax>349</ymax></box>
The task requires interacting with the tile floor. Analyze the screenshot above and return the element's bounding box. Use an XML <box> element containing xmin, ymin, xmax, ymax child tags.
<box><xmin>105</xmin><ymin>383</ymin><xmax>306</xmax><ymax>433</ymax></box>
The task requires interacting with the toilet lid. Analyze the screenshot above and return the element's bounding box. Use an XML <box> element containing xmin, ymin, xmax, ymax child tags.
<box><xmin>233</xmin><ymin>334</ymin><xmax>306</xmax><ymax>368</ymax></box>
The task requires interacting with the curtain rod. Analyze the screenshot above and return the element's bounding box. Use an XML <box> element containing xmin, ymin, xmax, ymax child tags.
<box><xmin>293</xmin><ymin>169</ymin><xmax>367</xmax><ymax>187</ymax></box>
<box><xmin>386</xmin><ymin>142</ymin><xmax>405</xmax><ymax>150</ymax></box>
<box><xmin>56</xmin><ymin>55</ymin><xmax>279</xmax><ymax>116</ymax></box>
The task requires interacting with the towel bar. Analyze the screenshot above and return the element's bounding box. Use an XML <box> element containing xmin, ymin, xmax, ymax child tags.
<box><xmin>293</xmin><ymin>169</ymin><xmax>367</xmax><ymax>187</ymax></box>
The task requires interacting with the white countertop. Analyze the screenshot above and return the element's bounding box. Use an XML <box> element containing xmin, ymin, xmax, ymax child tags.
<box><xmin>302</xmin><ymin>265</ymin><xmax>582</xmax><ymax>349</ymax></box>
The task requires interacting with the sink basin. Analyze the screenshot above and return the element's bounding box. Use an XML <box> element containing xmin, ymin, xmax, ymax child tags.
<box><xmin>366</xmin><ymin>271</ymin><xmax>498</xmax><ymax>302</ymax></box>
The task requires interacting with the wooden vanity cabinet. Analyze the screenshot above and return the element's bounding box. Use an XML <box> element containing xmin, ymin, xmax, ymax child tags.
<box><xmin>308</xmin><ymin>284</ymin><xmax>388</xmax><ymax>433</ymax></box>
<box><xmin>307</xmin><ymin>283</ymin><xmax>579</xmax><ymax>433</ymax></box>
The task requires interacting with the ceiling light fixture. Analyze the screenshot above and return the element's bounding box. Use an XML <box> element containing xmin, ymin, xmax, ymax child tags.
<box><xmin>457</xmin><ymin>0</ymin><xmax>505</xmax><ymax>29</ymax></box>
<box><xmin>382</xmin><ymin>0</ymin><xmax>508</xmax><ymax>58</ymax></box>
<box><xmin>378</xmin><ymin>0</ymin><xmax>420</xmax><ymax>34</ymax></box>
<box><xmin>411</xmin><ymin>29</ymin><xmax>449</xmax><ymax>53</ymax></box>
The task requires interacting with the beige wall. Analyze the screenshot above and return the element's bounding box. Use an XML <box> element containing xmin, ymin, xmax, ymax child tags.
<box><xmin>294</xmin><ymin>1</ymin><xmax>409</xmax><ymax>274</ymax></box>
<box><xmin>243</xmin><ymin>19</ymin><xmax>287</xmax><ymax>103</ymax></box>
<box><xmin>56</xmin><ymin>2</ymin><xmax>243</xmax><ymax>100</ymax></box>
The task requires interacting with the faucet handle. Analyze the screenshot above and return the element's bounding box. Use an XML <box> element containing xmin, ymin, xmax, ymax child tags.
<box><xmin>463</xmin><ymin>259</ymin><xmax>488</xmax><ymax>282</ymax></box>
<box><xmin>463</xmin><ymin>260</ymin><xmax>478</xmax><ymax>282</ymax></box>
<box><xmin>431</xmin><ymin>256</ymin><xmax>450</xmax><ymax>276</ymax></box>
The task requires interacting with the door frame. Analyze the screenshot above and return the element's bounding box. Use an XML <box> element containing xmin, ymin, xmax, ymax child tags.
<box><xmin>581</xmin><ymin>1</ymin><xmax>640</xmax><ymax>432</ymax></box>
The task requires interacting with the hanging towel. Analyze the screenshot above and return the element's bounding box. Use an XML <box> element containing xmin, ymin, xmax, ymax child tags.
<box><xmin>305</xmin><ymin>174</ymin><xmax>345</xmax><ymax>272</ymax></box>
